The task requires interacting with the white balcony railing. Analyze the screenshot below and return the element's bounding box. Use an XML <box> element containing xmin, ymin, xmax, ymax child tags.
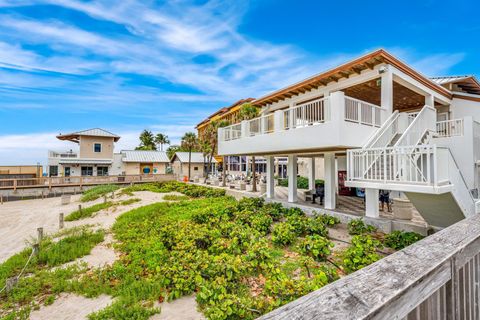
<box><xmin>48</xmin><ymin>150</ymin><xmax>78</xmax><ymax>158</ymax></box>
<box><xmin>436</xmin><ymin>119</ymin><xmax>464</xmax><ymax>137</ymax></box>
<box><xmin>218</xmin><ymin>94</ymin><xmax>385</xmax><ymax>142</ymax></box>
<box><xmin>249</xmin><ymin>113</ymin><xmax>274</xmax><ymax>136</ymax></box>
<box><xmin>348</xmin><ymin>145</ymin><xmax>435</xmax><ymax>185</ymax></box>
<box><xmin>284</xmin><ymin>97</ymin><xmax>329</xmax><ymax>129</ymax></box>
<box><xmin>221</xmin><ymin>123</ymin><xmax>242</xmax><ymax>141</ymax></box>
<box><xmin>344</xmin><ymin>96</ymin><xmax>382</xmax><ymax>127</ymax></box>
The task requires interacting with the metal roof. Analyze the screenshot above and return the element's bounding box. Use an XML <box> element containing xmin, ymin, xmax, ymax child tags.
<box><xmin>58</xmin><ymin>158</ymin><xmax>113</xmax><ymax>165</ymax></box>
<box><xmin>172</xmin><ymin>152</ymin><xmax>217</xmax><ymax>163</ymax></box>
<box><xmin>57</xmin><ymin>128</ymin><xmax>120</xmax><ymax>142</ymax></box>
<box><xmin>430</xmin><ymin>76</ymin><xmax>472</xmax><ymax>85</ymax></box>
<box><xmin>122</xmin><ymin>150</ymin><xmax>170</xmax><ymax>163</ymax></box>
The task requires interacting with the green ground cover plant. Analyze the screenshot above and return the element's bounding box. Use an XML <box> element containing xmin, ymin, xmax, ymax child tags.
<box><xmin>65</xmin><ymin>202</ymin><xmax>114</xmax><ymax>221</ymax></box>
<box><xmin>384</xmin><ymin>230</ymin><xmax>424</xmax><ymax>250</ymax></box>
<box><xmin>162</xmin><ymin>194</ymin><xmax>190</xmax><ymax>201</ymax></box>
<box><xmin>1</xmin><ymin>182</ymin><xmax>415</xmax><ymax>320</ymax></box>
<box><xmin>347</xmin><ymin>218</ymin><xmax>377</xmax><ymax>235</ymax></box>
<box><xmin>81</xmin><ymin>185</ymin><xmax>120</xmax><ymax>202</ymax></box>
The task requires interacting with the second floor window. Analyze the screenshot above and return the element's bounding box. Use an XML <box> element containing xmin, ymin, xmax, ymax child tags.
<box><xmin>94</xmin><ymin>143</ymin><xmax>102</xmax><ymax>153</ymax></box>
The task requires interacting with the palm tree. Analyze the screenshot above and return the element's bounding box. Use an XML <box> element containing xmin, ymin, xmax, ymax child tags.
<box><xmin>136</xmin><ymin>130</ymin><xmax>156</xmax><ymax>150</ymax></box>
<box><xmin>181</xmin><ymin>132</ymin><xmax>198</xmax><ymax>181</ymax></box>
<box><xmin>155</xmin><ymin>133</ymin><xmax>170</xmax><ymax>151</ymax></box>
<box><xmin>200</xmin><ymin>120</ymin><xmax>228</xmax><ymax>183</ymax></box>
<box><xmin>238</xmin><ymin>103</ymin><xmax>259</xmax><ymax>192</ymax></box>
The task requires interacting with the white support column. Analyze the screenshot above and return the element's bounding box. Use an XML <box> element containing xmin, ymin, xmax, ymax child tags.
<box><xmin>266</xmin><ymin>156</ymin><xmax>275</xmax><ymax>199</ymax></box>
<box><xmin>365</xmin><ymin>188</ymin><xmax>380</xmax><ymax>218</ymax></box>
<box><xmin>241</xmin><ymin>120</ymin><xmax>250</xmax><ymax>138</ymax></box>
<box><xmin>381</xmin><ymin>66</ymin><xmax>393</xmax><ymax>122</ymax></box>
<box><xmin>307</xmin><ymin>157</ymin><xmax>315</xmax><ymax>191</ymax></box>
<box><xmin>274</xmin><ymin>110</ymin><xmax>285</xmax><ymax>132</ymax></box>
<box><xmin>324</xmin><ymin>153</ymin><xmax>336</xmax><ymax>210</ymax></box>
<box><xmin>425</xmin><ymin>94</ymin><xmax>435</xmax><ymax>108</ymax></box>
<box><xmin>287</xmin><ymin>155</ymin><xmax>298</xmax><ymax>203</ymax></box>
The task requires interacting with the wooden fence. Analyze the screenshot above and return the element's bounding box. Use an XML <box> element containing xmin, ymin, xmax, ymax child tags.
<box><xmin>259</xmin><ymin>213</ymin><xmax>480</xmax><ymax>320</ymax></box>
<box><xmin>0</xmin><ymin>174</ymin><xmax>175</xmax><ymax>190</ymax></box>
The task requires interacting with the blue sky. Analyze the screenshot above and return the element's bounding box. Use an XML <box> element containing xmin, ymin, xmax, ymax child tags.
<box><xmin>0</xmin><ymin>0</ymin><xmax>479</xmax><ymax>165</ymax></box>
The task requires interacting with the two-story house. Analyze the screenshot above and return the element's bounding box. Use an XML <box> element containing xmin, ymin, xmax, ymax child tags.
<box><xmin>218</xmin><ymin>49</ymin><xmax>480</xmax><ymax>228</ymax></box>
<box><xmin>48</xmin><ymin>128</ymin><xmax>120</xmax><ymax>177</ymax></box>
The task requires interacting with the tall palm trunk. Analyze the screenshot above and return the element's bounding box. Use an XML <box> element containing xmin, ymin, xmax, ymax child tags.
<box><xmin>252</xmin><ymin>156</ymin><xmax>257</xmax><ymax>192</ymax></box>
<box><xmin>188</xmin><ymin>150</ymin><xmax>192</xmax><ymax>181</ymax></box>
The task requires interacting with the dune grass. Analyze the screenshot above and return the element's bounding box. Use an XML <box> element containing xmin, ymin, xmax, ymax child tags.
<box><xmin>162</xmin><ymin>194</ymin><xmax>189</xmax><ymax>201</ymax></box>
<box><xmin>65</xmin><ymin>202</ymin><xmax>114</xmax><ymax>221</ymax></box>
<box><xmin>81</xmin><ymin>185</ymin><xmax>120</xmax><ymax>202</ymax></box>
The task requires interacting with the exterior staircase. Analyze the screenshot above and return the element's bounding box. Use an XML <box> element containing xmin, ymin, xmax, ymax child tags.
<box><xmin>347</xmin><ymin>105</ymin><xmax>480</xmax><ymax>228</ymax></box>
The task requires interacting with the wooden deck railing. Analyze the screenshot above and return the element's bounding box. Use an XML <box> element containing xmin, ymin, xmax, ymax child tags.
<box><xmin>259</xmin><ymin>213</ymin><xmax>480</xmax><ymax>320</ymax></box>
<box><xmin>0</xmin><ymin>174</ymin><xmax>175</xmax><ymax>190</ymax></box>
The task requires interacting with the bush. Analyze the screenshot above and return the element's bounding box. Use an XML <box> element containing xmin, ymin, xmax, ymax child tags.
<box><xmin>81</xmin><ymin>184</ymin><xmax>119</xmax><ymax>202</ymax></box>
<box><xmin>271</xmin><ymin>223</ymin><xmax>296</xmax><ymax>246</ymax></box>
<box><xmin>277</xmin><ymin>177</ymin><xmax>324</xmax><ymax>189</ymax></box>
<box><xmin>384</xmin><ymin>231</ymin><xmax>424</xmax><ymax>250</ymax></box>
<box><xmin>342</xmin><ymin>235</ymin><xmax>381</xmax><ymax>273</ymax></box>
<box><xmin>285</xmin><ymin>215</ymin><xmax>307</xmax><ymax>235</ymax></box>
<box><xmin>249</xmin><ymin>213</ymin><xmax>273</xmax><ymax>235</ymax></box>
<box><xmin>65</xmin><ymin>202</ymin><xmax>114</xmax><ymax>221</ymax></box>
<box><xmin>163</xmin><ymin>194</ymin><xmax>190</xmax><ymax>201</ymax></box>
<box><xmin>304</xmin><ymin>217</ymin><xmax>328</xmax><ymax>237</ymax></box>
<box><xmin>283</xmin><ymin>207</ymin><xmax>305</xmax><ymax>218</ymax></box>
<box><xmin>314</xmin><ymin>213</ymin><xmax>340</xmax><ymax>227</ymax></box>
<box><xmin>347</xmin><ymin>219</ymin><xmax>377</xmax><ymax>235</ymax></box>
<box><xmin>299</xmin><ymin>235</ymin><xmax>333</xmax><ymax>261</ymax></box>
<box><xmin>261</xmin><ymin>203</ymin><xmax>285</xmax><ymax>221</ymax></box>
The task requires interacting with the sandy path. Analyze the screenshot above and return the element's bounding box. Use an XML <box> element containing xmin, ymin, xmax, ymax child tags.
<box><xmin>152</xmin><ymin>296</ymin><xmax>205</xmax><ymax>320</ymax></box>
<box><xmin>29</xmin><ymin>293</ymin><xmax>112</xmax><ymax>320</ymax></box>
<box><xmin>0</xmin><ymin>191</ymin><xmax>165</xmax><ymax>263</ymax></box>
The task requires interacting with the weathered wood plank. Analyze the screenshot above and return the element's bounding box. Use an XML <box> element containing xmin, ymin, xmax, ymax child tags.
<box><xmin>259</xmin><ymin>214</ymin><xmax>480</xmax><ymax>320</ymax></box>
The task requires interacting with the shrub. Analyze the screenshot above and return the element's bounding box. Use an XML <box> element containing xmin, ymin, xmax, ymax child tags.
<box><xmin>271</xmin><ymin>223</ymin><xmax>296</xmax><ymax>246</ymax></box>
<box><xmin>249</xmin><ymin>213</ymin><xmax>273</xmax><ymax>235</ymax></box>
<box><xmin>314</xmin><ymin>213</ymin><xmax>340</xmax><ymax>227</ymax></box>
<box><xmin>283</xmin><ymin>207</ymin><xmax>305</xmax><ymax>218</ymax></box>
<box><xmin>277</xmin><ymin>177</ymin><xmax>324</xmax><ymax>189</ymax></box>
<box><xmin>347</xmin><ymin>219</ymin><xmax>377</xmax><ymax>235</ymax></box>
<box><xmin>118</xmin><ymin>198</ymin><xmax>141</xmax><ymax>205</ymax></box>
<box><xmin>81</xmin><ymin>184</ymin><xmax>119</xmax><ymax>202</ymax></box>
<box><xmin>304</xmin><ymin>217</ymin><xmax>328</xmax><ymax>237</ymax></box>
<box><xmin>285</xmin><ymin>215</ymin><xmax>307</xmax><ymax>235</ymax></box>
<box><xmin>65</xmin><ymin>202</ymin><xmax>114</xmax><ymax>221</ymax></box>
<box><xmin>384</xmin><ymin>231</ymin><xmax>424</xmax><ymax>250</ymax></box>
<box><xmin>299</xmin><ymin>235</ymin><xmax>333</xmax><ymax>261</ymax></box>
<box><xmin>261</xmin><ymin>202</ymin><xmax>285</xmax><ymax>221</ymax></box>
<box><xmin>342</xmin><ymin>235</ymin><xmax>381</xmax><ymax>273</ymax></box>
<box><xmin>163</xmin><ymin>194</ymin><xmax>190</xmax><ymax>201</ymax></box>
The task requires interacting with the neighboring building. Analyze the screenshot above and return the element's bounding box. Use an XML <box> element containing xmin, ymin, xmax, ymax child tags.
<box><xmin>171</xmin><ymin>152</ymin><xmax>217</xmax><ymax>179</ymax></box>
<box><xmin>218</xmin><ymin>48</ymin><xmax>480</xmax><ymax>228</ymax></box>
<box><xmin>48</xmin><ymin>128</ymin><xmax>120</xmax><ymax>177</ymax></box>
<box><xmin>112</xmin><ymin>150</ymin><xmax>170</xmax><ymax>175</ymax></box>
<box><xmin>0</xmin><ymin>165</ymin><xmax>43</xmax><ymax>179</ymax></box>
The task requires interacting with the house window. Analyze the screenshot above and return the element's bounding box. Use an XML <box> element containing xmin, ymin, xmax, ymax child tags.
<box><xmin>94</xmin><ymin>143</ymin><xmax>102</xmax><ymax>153</ymax></box>
<box><xmin>143</xmin><ymin>167</ymin><xmax>151</xmax><ymax>174</ymax></box>
<box><xmin>49</xmin><ymin>166</ymin><xmax>58</xmax><ymax>177</ymax></box>
<box><xmin>97</xmin><ymin>167</ymin><xmax>109</xmax><ymax>176</ymax></box>
<box><xmin>81</xmin><ymin>166</ymin><xmax>93</xmax><ymax>176</ymax></box>
<box><xmin>194</xmin><ymin>167</ymin><xmax>199</xmax><ymax>171</ymax></box>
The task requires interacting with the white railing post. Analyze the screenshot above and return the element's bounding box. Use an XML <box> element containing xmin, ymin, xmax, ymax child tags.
<box><xmin>330</xmin><ymin>91</ymin><xmax>345</xmax><ymax>123</ymax></box>
<box><xmin>289</xmin><ymin>102</ymin><xmax>296</xmax><ymax>129</ymax></box>
<box><xmin>218</xmin><ymin>127</ymin><xmax>223</xmax><ymax>142</ymax></box>
<box><xmin>357</xmin><ymin>101</ymin><xmax>362</xmax><ymax>124</ymax></box>
<box><xmin>241</xmin><ymin>120</ymin><xmax>249</xmax><ymax>138</ymax></box>
<box><xmin>274</xmin><ymin>110</ymin><xmax>284</xmax><ymax>132</ymax></box>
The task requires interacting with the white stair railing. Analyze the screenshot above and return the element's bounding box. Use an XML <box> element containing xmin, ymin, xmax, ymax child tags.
<box><xmin>394</xmin><ymin>105</ymin><xmax>437</xmax><ymax>147</ymax></box>
<box><xmin>363</xmin><ymin>110</ymin><xmax>400</xmax><ymax>149</ymax></box>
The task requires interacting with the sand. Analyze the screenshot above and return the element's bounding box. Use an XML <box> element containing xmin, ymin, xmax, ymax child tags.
<box><xmin>29</xmin><ymin>293</ymin><xmax>112</xmax><ymax>320</ymax></box>
<box><xmin>0</xmin><ymin>191</ymin><xmax>164</xmax><ymax>263</ymax></box>
<box><xmin>152</xmin><ymin>296</ymin><xmax>205</xmax><ymax>320</ymax></box>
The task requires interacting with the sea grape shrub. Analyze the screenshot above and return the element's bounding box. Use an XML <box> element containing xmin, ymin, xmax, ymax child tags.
<box><xmin>347</xmin><ymin>218</ymin><xmax>377</xmax><ymax>235</ymax></box>
<box><xmin>342</xmin><ymin>235</ymin><xmax>382</xmax><ymax>273</ymax></box>
<box><xmin>236</xmin><ymin>196</ymin><xmax>265</xmax><ymax>211</ymax></box>
<box><xmin>249</xmin><ymin>213</ymin><xmax>273</xmax><ymax>235</ymax></box>
<box><xmin>299</xmin><ymin>235</ymin><xmax>333</xmax><ymax>261</ymax></box>
<box><xmin>314</xmin><ymin>213</ymin><xmax>340</xmax><ymax>227</ymax></box>
<box><xmin>285</xmin><ymin>215</ymin><xmax>308</xmax><ymax>236</ymax></box>
<box><xmin>304</xmin><ymin>217</ymin><xmax>328</xmax><ymax>237</ymax></box>
<box><xmin>261</xmin><ymin>202</ymin><xmax>285</xmax><ymax>221</ymax></box>
<box><xmin>243</xmin><ymin>239</ymin><xmax>276</xmax><ymax>273</ymax></box>
<box><xmin>271</xmin><ymin>223</ymin><xmax>296</xmax><ymax>246</ymax></box>
<box><xmin>384</xmin><ymin>230</ymin><xmax>424</xmax><ymax>250</ymax></box>
<box><xmin>283</xmin><ymin>207</ymin><xmax>305</xmax><ymax>218</ymax></box>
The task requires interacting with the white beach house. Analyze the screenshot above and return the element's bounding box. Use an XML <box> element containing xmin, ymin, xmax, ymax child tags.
<box><xmin>218</xmin><ymin>49</ymin><xmax>480</xmax><ymax>228</ymax></box>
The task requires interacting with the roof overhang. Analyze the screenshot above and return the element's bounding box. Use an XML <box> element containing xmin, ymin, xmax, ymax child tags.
<box><xmin>253</xmin><ymin>49</ymin><xmax>452</xmax><ymax>107</ymax></box>
<box><xmin>58</xmin><ymin>159</ymin><xmax>113</xmax><ymax>165</ymax></box>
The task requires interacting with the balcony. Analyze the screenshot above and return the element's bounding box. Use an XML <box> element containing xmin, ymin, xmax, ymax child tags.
<box><xmin>48</xmin><ymin>150</ymin><xmax>78</xmax><ymax>158</ymax></box>
<box><xmin>218</xmin><ymin>92</ymin><xmax>386</xmax><ymax>156</ymax></box>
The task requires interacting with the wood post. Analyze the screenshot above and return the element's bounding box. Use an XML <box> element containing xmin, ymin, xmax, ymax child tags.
<box><xmin>103</xmin><ymin>195</ymin><xmax>107</xmax><ymax>203</ymax></box>
<box><xmin>33</xmin><ymin>243</ymin><xmax>39</xmax><ymax>256</ymax></box>
<box><xmin>111</xmin><ymin>191</ymin><xmax>115</xmax><ymax>199</ymax></box>
<box><xmin>78</xmin><ymin>204</ymin><xmax>82</xmax><ymax>214</ymax></box>
<box><xmin>5</xmin><ymin>277</ymin><xmax>18</xmax><ymax>293</ymax></box>
<box><xmin>59</xmin><ymin>213</ymin><xmax>64</xmax><ymax>229</ymax></box>
<box><xmin>0</xmin><ymin>195</ymin><xmax>3</xmax><ymax>205</ymax></box>
<box><xmin>37</xmin><ymin>227</ymin><xmax>43</xmax><ymax>243</ymax></box>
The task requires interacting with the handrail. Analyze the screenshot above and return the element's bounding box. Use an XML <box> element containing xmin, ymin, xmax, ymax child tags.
<box><xmin>284</xmin><ymin>97</ymin><xmax>328</xmax><ymax>129</ymax></box>
<box><xmin>220</xmin><ymin>123</ymin><xmax>242</xmax><ymax>141</ymax></box>
<box><xmin>259</xmin><ymin>213</ymin><xmax>480</xmax><ymax>320</ymax></box>
<box><xmin>344</xmin><ymin>96</ymin><xmax>383</xmax><ymax>127</ymax></box>
<box><xmin>436</xmin><ymin>118</ymin><xmax>464</xmax><ymax>137</ymax></box>
<box><xmin>249</xmin><ymin>113</ymin><xmax>274</xmax><ymax>136</ymax></box>
<box><xmin>394</xmin><ymin>105</ymin><xmax>436</xmax><ymax>147</ymax></box>
<box><xmin>363</xmin><ymin>110</ymin><xmax>399</xmax><ymax>149</ymax></box>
